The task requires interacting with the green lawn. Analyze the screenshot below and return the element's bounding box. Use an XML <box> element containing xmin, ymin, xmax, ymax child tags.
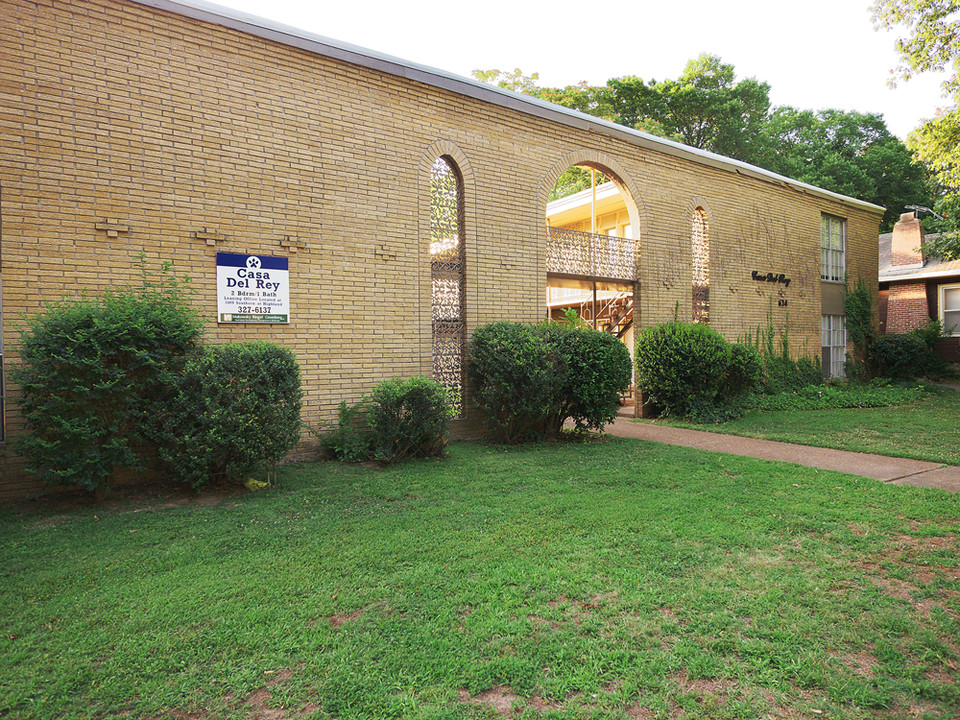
<box><xmin>657</xmin><ymin>387</ymin><xmax>960</xmax><ymax>466</ymax></box>
<box><xmin>1</xmin><ymin>439</ymin><xmax>958</xmax><ymax>720</ymax></box>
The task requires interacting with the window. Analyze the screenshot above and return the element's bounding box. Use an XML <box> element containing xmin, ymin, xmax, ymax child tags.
<box><xmin>429</xmin><ymin>156</ymin><xmax>465</xmax><ymax>415</ymax></box>
<box><xmin>821</xmin><ymin>314</ymin><xmax>847</xmax><ymax>379</ymax></box>
<box><xmin>692</xmin><ymin>207</ymin><xmax>709</xmax><ymax>323</ymax></box>
<box><xmin>941</xmin><ymin>284</ymin><xmax>960</xmax><ymax>337</ymax></box>
<box><xmin>821</xmin><ymin>214</ymin><xmax>845</xmax><ymax>282</ymax></box>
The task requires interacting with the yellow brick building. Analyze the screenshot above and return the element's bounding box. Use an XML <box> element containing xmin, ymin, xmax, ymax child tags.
<box><xmin>0</xmin><ymin>0</ymin><xmax>882</xmax><ymax>499</ymax></box>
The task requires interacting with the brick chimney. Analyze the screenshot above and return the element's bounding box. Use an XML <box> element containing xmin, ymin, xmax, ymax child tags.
<box><xmin>890</xmin><ymin>211</ymin><xmax>925</xmax><ymax>267</ymax></box>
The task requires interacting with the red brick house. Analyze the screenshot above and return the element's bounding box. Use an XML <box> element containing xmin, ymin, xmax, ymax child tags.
<box><xmin>879</xmin><ymin>212</ymin><xmax>960</xmax><ymax>362</ymax></box>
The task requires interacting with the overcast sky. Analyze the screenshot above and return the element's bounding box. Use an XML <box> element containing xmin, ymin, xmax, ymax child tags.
<box><xmin>210</xmin><ymin>0</ymin><xmax>950</xmax><ymax>140</ymax></box>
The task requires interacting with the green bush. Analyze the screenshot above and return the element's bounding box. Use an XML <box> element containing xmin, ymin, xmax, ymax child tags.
<box><xmin>870</xmin><ymin>333</ymin><xmax>935</xmax><ymax>380</ymax></box>
<box><xmin>369</xmin><ymin>376</ymin><xmax>455</xmax><ymax>463</ymax></box>
<box><xmin>151</xmin><ymin>343</ymin><xmax>303</xmax><ymax>488</ymax></box>
<box><xmin>540</xmin><ymin>323</ymin><xmax>633</xmax><ymax>435</ymax></box>
<box><xmin>741</xmin><ymin>306</ymin><xmax>823</xmax><ymax>393</ymax></box>
<box><xmin>762</xmin><ymin>354</ymin><xmax>823</xmax><ymax>394</ymax></box>
<box><xmin>909</xmin><ymin>319</ymin><xmax>947</xmax><ymax>351</ymax></box>
<box><xmin>321</xmin><ymin>400</ymin><xmax>375</xmax><ymax>463</ymax></box>
<box><xmin>12</xmin><ymin>270</ymin><xmax>203</xmax><ymax>491</ymax></box>
<box><xmin>470</xmin><ymin>321</ymin><xmax>632</xmax><ymax>442</ymax></box>
<box><xmin>469</xmin><ymin>322</ymin><xmax>561</xmax><ymax>443</ymax></box>
<box><xmin>724</xmin><ymin>343</ymin><xmax>764</xmax><ymax>397</ymax></box>
<box><xmin>634</xmin><ymin>321</ymin><xmax>732</xmax><ymax>418</ymax></box>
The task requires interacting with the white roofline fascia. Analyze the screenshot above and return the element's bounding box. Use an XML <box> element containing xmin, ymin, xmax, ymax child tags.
<box><xmin>132</xmin><ymin>0</ymin><xmax>885</xmax><ymax>216</ymax></box>
<box><xmin>880</xmin><ymin>267</ymin><xmax>960</xmax><ymax>282</ymax></box>
<box><xmin>546</xmin><ymin>181</ymin><xmax>620</xmax><ymax>216</ymax></box>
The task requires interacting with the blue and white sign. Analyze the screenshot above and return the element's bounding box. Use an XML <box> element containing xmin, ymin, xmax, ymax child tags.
<box><xmin>216</xmin><ymin>253</ymin><xmax>290</xmax><ymax>324</ymax></box>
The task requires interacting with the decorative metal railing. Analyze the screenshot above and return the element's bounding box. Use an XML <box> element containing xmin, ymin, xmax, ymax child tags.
<box><xmin>546</xmin><ymin>226</ymin><xmax>636</xmax><ymax>280</ymax></box>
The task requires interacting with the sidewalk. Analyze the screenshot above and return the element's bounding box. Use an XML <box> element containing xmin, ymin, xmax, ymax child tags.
<box><xmin>606</xmin><ymin>417</ymin><xmax>960</xmax><ymax>493</ymax></box>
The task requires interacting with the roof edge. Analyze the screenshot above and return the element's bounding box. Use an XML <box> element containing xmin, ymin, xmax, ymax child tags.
<box><xmin>131</xmin><ymin>0</ymin><xmax>885</xmax><ymax>215</ymax></box>
<box><xmin>880</xmin><ymin>267</ymin><xmax>960</xmax><ymax>282</ymax></box>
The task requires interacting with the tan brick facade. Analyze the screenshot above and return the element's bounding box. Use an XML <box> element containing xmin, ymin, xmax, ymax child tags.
<box><xmin>0</xmin><ymin>0</ymin><xmax>882</xmax><ymax>499</ymax></box>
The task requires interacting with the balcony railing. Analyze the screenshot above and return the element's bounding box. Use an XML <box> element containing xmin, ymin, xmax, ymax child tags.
<box><xmin>546</xmin><ymin>226</ymin><xmax>636</xmax><ymax>281</ymax></box>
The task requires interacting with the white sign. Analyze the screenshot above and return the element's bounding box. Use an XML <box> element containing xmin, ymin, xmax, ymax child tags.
<box><xmin>216</xmin><ymin>253</ymin><xmax>290</xmax><ymax>323</ymax></box>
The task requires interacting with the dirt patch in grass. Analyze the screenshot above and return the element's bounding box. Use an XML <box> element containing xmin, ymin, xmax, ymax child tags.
<box><xmin>329</xmin><ymin>609</ymin><xmax>362</xmax><ymax>628</ymax></box>
<box><xmin>837</xmin><ymin>651</ymin><xmax>878</xmax><ymax>677</ymax></box>
<box><xmin>460</xmin><ymin>686</ymin><xmax>519</xmax><ymax>715</ymax></box>
<box><xmin>670</xmin><ymin>669</ymin><xmax>732</xmax><ymax>702</ymax></box>
<box><xmin>542</xmin><ymin>594</ymin><xmax>603</xmax><ymax>626</ymax></box>
<box><xmin>924</xmin><ymin>666</ymin><xmax>955</xmax><ymax>685</ymax></box>
<box><xmin>239</xmin><ymin>668</ymin><xmax>320</xmax><ymax>720</ymax></box>
<box><xmin>147</xmin><ymin>668</ymin><xmax>319</xmax><ymax>720</ymax></box>
<box><xmin>527</xmin><ymin>614</ymin><xmax>560</xmax><ymax>630</ymax></box>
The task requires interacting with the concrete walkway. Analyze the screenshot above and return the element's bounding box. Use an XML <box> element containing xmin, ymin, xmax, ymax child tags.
<box><xmin>606</xmin><ymin>418</ymin><xmax>960</xmax><ymax>493</ymax></box>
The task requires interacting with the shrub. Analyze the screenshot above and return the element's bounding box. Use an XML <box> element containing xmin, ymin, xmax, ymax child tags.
<box><xmin>469</xmin><ymin>322</ymin><xmax>561</xmax><ymax>443</ymax></box>
<box><xmin>321</xmin><ymin>400</ymin><xmax>375</xmax><ymax>463</ymax></box>
<box><xmin>12</xmin><ymin>268</ymin><xmax>203</xmax><ymax>491</ymax></box>
<box><xmin>762</xmin><ymin>354</ymin><xmax>822</xmax><ymax>394</ymax></box>
<box><xmin>870</xmin><ymin>333</ymin><xmax>935</xmax><ymax>380</ymax></box>
<box><xmin>909</xmin><ymin>319</ymin><xmax>947</xmax><ymax>351</ymax></box>
<box><xmin>634</xmin><ymin>321</ymin><xmax>731</xmax><ymax>418</ymax></box>
<box><xmin>539</xmin><ymin>323</ymin><xmax>632</xmax><ymax>434</ymax></box>
<box><xmin>724</xmin><ymin>343</ymin><xmax>764</xmax><ymax>397</ymax></box>
<box><xmin>151</xmin><ymin>342</ymin><xmax>302</xmax><ymax>488</ymax></box>
<box><xmin>369</xmin><ymin>376</ymin><xmax>455</xmax><ymax>463</ymax></box>
<box><xmin>322</xmin><ymin>377</ymin><xmax>454</xmax><ymax>463</ymax></box>
<box><xmin>742</xmin><ymin>305</ymin><xmax>823</xmax><ymax>393</ymax></box>
<box><xmin>470</xmin><ymin>321</ymin><xmax>632</xmax><ymax>442</ymax></box>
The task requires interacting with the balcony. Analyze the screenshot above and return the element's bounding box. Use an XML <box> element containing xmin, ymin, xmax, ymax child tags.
<box><xmin>546</xmin><ymin>226</ymin><xmax>636</xmax><ymax>281</ymax></box>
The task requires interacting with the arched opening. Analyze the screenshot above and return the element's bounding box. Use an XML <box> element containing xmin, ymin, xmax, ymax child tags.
<box><xmin>430</xmin><ymin>155</ymin><xmax>465</xmax><ymax>415</ymax></box>
<box><xmin>692</xmin><ymin>207</ymin><xmax>709</xmax><ymax>323</ymax></box>
<box><xmin>544</xmin><ymin>162</ymin><xmax>638</xmax><ymax>410</ymax></box>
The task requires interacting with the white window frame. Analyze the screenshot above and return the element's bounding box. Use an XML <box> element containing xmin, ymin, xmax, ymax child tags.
<box><xmin>940</xmin><ymin>283</ymin><xmax>960</xmax><ymax>337</ymax></box>
<box><xmin>821</xmin><ymin>314</ymin><xmax>847</xmax><ymax>379</ymax></box>
<box><xmin>821</xmin><ymin>214</ymin><xmax>846</xmax><ymax>283</ymax></box>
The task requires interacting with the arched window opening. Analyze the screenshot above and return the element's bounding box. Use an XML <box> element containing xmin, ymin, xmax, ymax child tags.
<box><xmin>430</xmin><ymin>156</ymin><xmax>465</xmax><ymax>415</ymax></box>
<box><xmin>692</xmin><ymin>207</ymin><xmax>710</xmax><ymax>323</ymax></box>
<box><xmin>544</xmin><ymin>163</ymin><xmax>637</xmax><ymax>411</ymax></box>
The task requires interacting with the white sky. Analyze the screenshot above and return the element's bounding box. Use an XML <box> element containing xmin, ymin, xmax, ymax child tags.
<box><xmin>212</xmin><ymin>0</ymin><xmax>951</xmax><ymax>140</ymax></box>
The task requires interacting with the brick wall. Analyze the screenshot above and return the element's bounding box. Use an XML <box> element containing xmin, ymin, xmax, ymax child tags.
<box><xmin>886</xmin><ymin>282</ymin><xmax>930</xmax><ymax>333</ymax></box>
<box><xmin>0</xmin><ymin>0</ymin><xmax>883</xmax><ymax>499</ymax></box>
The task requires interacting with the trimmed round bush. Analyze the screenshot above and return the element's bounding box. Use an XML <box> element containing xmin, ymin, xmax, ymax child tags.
<box><xmin>469</xmin><ymin>322</ymin><xmax>561</xmax><ymax>443</ymax></box>
<box><xmin>634</xmin><ymin>321</ymin><xmax>732</xmax><ymax>418</ymax></box>
<box><xmin>151</xmin><ymin>342</ymin><xmax>303</xmax><ymax>488</ymax></box>
<box><xmin>369</xmin><ymin>376</ymin><xmax>455</xmax><ymax>463</ymax></box>
<box><xmin>470</xmin><ymin>321</ymin><xmax>633</xmax><ymax>442</ymax></box>
<box><xmin>541</xmin><ymin>323</ymin><xmax>633</xmax><ymax>434</ymax></box>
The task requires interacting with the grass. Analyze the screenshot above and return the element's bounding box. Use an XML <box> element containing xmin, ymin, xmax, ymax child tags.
<box><xmin>655</xmin><ymin>386</ymin><xmax>960</xmax><ymax>466</ymax></box>
<box><xmin>1</xmin><ymin>439</ymin><xmax>958</xmax><ymax>719</ymax></box>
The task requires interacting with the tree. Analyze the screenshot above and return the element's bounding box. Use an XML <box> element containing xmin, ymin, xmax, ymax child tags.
<box><xmin>759</xmin><ymin>107</ymin><xmax>931</xmax><ymax>230</ymax></box>
<box><xmin>872</xmin><ymin>0</ymin><xmax>960</xmax><ymax>88</ymax></box>
<box><xmin>473</xmin><ymin>55</ymin><xmax>930</xmax><ymax>230</ymax></box>
<box><xmin>471</xmin><ymin>68</ymin><xmax>543</xmax><ymax>94</ymax></box>
<box><xmin>606</xmin><ymin>55</ymin><xmax>771</xmax><ymax>163</ymax></box>
<box><xmin>873</xmin><ymin>0</ymin><xmax>960</xmax><ymax>256</ymax></box>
